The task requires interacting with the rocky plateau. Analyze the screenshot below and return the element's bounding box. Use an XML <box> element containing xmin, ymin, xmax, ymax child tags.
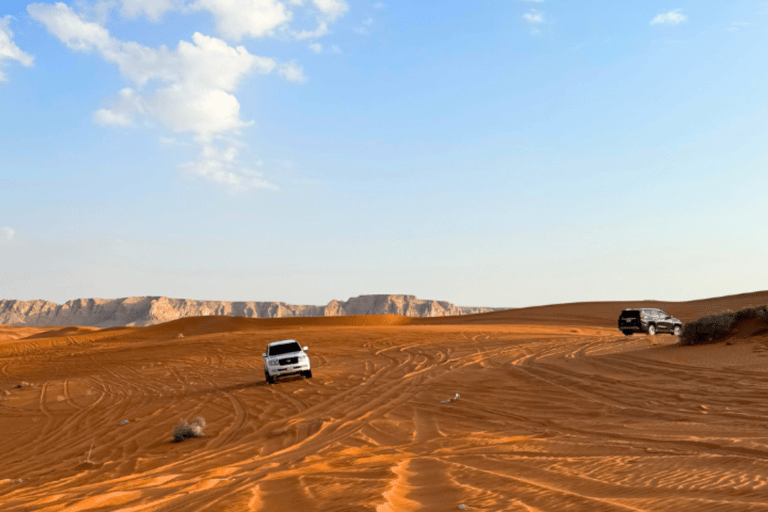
<box><xmin>0</xmin><ymin>294</ymin><xmax>499</xmax><ymax>328</ymax></box>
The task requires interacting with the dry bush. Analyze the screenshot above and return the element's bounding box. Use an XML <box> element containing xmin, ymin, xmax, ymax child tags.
<box><xmin>173</xmin><ymin>415</ymin><xmax>207</xmax><ymax>442</ymax></box>
<box><xmin>680</xmin><ymin>306</ymin><xmax>768</xmax><ymax>346</ymax></box>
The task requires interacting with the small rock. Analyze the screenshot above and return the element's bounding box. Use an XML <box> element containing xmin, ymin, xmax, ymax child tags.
<box><xmin>441</xmin><ymin>393</ymin><xmax>461</xmax><ymax>404</ymax></box>
<box><xmin>120</xmin><ymin>420</ymin><xmax>130</xmax><ymax>426</ymax></box>
<box><xmin>458</xmin><ymin>505</ymin><xmax>466</xmax><ymax>510</ymax></box>
<box><xmin>16</xmin><ymin>479</ymin><xmax>23</xmax><ymax>484</ymax></box>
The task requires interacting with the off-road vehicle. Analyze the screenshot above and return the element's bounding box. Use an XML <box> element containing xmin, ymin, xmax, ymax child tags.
<box><xmin>618</xmin><ymin>308</ymin><xmax>682</xmax><ymax>336</ymax></box>
<box><xmin>262</xmin><ymin>339</ymin><xmax>312</xmax><ymax>384</ymax></box>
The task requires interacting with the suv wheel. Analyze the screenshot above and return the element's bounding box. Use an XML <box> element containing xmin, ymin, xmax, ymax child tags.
<box><xmin>304</xmin><ymin>369</ymin><xmax>313</xmax><ymax>379</ymax></box>
<box><xmin>265</xmin><ymin>371</ymin><xmax>274</xmax><ymax>384</ymax></box>
<box><xmin>647</xmin><ymin>324</ymin><xmax>656</xmax><ymax>336</ymax></box>
<box><xmin>622</xmin><ymin>330</ymin><xmax>633</xmax><ymax>336</ymax></box>
<box><xmin>673</xmin><ymin>325</ymin><xmax>682</xmax><ymax>336</ymax></box>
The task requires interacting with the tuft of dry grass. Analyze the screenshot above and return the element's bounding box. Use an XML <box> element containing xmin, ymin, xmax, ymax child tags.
<box><xmin>173</xmin><ymin>415</ymin><xmax>207</xmax><ymax>442</ymax></box>
<box><xmin>680</xmin><ymin>305</ymin><xmax>768</xmax><ymax>346</ymax></box>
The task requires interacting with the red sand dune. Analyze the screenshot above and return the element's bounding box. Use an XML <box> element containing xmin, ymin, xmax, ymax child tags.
<box><xmin>2</xmin><ymin>292</ymin><xmax>768</xmax><ymax>511</ymax></box>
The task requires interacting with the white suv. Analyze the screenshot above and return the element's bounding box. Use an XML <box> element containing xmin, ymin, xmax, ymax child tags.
<box><xmin>262</xmin><ymin>339</ymin><xmax>312</xmax><ymax>384</ymax></box>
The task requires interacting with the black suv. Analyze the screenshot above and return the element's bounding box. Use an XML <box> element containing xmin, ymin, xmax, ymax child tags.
<box><xmin>618</xmin><ymin>308</ymin><xmax>682</xmax><ymax>336</ymax></box>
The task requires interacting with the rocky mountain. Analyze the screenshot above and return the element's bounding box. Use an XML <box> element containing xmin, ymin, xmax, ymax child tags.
<box><xmin>0</xmin><ymin>295</ymin><xmax>499</xmax><ymax>328</ymax></box>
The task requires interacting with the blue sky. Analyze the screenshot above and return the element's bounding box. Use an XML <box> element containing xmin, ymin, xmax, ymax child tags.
<box><xmin>1</xmin><ymin>0</ymin><xmax>767</xmax><ymax>308</ymax></box>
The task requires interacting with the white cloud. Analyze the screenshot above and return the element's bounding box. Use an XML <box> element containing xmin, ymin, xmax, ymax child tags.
<box><xmin>523</xmin><ymin>9</ymin><xmax>544</xmax><ymax>24</ymax></box>
<box><xmin>28</xmin><ymin>4</ymin><xmax>276</xmax><ymax>135</ymax></box>
<box><xmin>179</xmin><ymin>139</ymin><xmax>277</xmax><ymax>191</ymax></box>
<box><xmin>278</xmin><ymin>60</ymin><xmax>305</xmax><ymax>82</ymax></box>
<box><xmin>0</xmin><ymin>15</ymin><xmax>35</xmax><ymax>82</ymax></box>
<box><xmin>189</xmin><ymin>0</ymin><xmax>293</xmax><ymax>40</ymax></box>
<box><xmin>372</xmin><ymin>2</ymin><xmax>384</xmax><ymax>9</ymax></box>
<box><xmin>159</xmin><ymin>135</ymin><xmax>194</xmax><ymax>146</ymax></box>
<box><xmin>651</xmin><ymin>9</ymin><xmax>687</xmax><ymax>25</ymax></box>
<box><xmin>100</xmin><ymin>0</ymin><xmax>347</xmax><ymax>45</ymax></box>
<box><xmin>93</xmin><ymin>87</ymin><xmax>145</xmax><ymax>126</ymax></box>
<box><xmin>308</xmin><ymin>42</ymin><xmax>322</xmax><ymax>53</ymax></box>
<box><xmin>28</xmin><ymin>2</ymin><xmax>298</xmax><ymax>190</ymax></box>
<box><xmin>152</xmin><ymin>84</ymin><xmax>251</xmax><ymax>133</ymax></box>
<box><xmin>311</xmin><ymin>0</ymin><xmax>348</xmax><ymax>22</ymax></box>
<box><xmin>28</xmin><ymin>3</ymin><xmax>113</xmax><ymax>52</ymax></box>
<box><xmin>93</xmin><ymin>107</ymin><xmax>133</xmax><ymax>126</ymax></box>
<box><xmin>121</xmin><ymin>0</ymin><xmax>177</xmax><ymax>21</ymax></box>
<box><xmin>292</xmin><ymin>21</ymin><xmax>329</xmax><ymax>40</ymax></box>
<box><xmin>291</xmin><ymin>0</ymin><xmax>346</xmax><ymax>41</ymax></box>
<box><xmin>0</xmin><ymin>226</ymin><xmax>15</xmax><ymax>241</ymax></box>
<box><xmin>354</xmin><ymin>16</ymin><xmax>373</xmax><ymax>35</ymax></box>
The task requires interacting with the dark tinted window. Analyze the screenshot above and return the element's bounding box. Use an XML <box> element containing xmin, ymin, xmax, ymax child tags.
<box><xmin>269</xmin><ymin>342</ymin><xmax>302</xmax><ymax>356</ymax></box>
<box><xmin>621</xmin><ymin>310</ymin><xmax>640</xmax><ymax>318</ymax></box>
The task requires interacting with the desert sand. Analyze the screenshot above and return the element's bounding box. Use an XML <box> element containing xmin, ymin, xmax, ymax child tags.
<box><xmin>2</xmin><ymin>294</ymin><xmax>768</xmax><ymax>511</ymax></box>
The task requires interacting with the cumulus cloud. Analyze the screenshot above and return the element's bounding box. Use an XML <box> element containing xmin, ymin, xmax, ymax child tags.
<box><xmin>311</xmin><ymin>0</ymin><xmax>347</xmax><ymax>22</ymax></box>
<box><xmin>353</xmin><ymin>17</ymin><xmax>373</xmax><ymax>35</ymax></box>
<box><xmin>189</xmin><ymin>0</ymin><xmax>292</xmax><ymax>40</ymax></box>
<box><xmin>28</xmin><ymin>2</ymin><xmax>297</xmax><ymax>190</ymax></box>
<box><xmin>179</xmin><ymin>138</ymin><xmax>277</xmax><ymax>191</ymax></box>
<box><xmin>121</xmin><ymin>0</ymin><xmax>177</xmax><ymax>21</ymax></box>
<box><xmin>93</xmin><ymin>107</ymin><xmax>133</xmax><ymax>126</ymax></box>
<box><xmin>290</xmin><ymin>0</ymin><xmax>347</xmax><ymax>41</ymax></box>
<box><xmin>93</xmin><ymin>87</ymin><xmax>146</xmax><ymax>126</ymax></box>
<box><xmin>118</xmin><ymin>0</ymin><xmax>347</xmax><ymax>45</ymax></box>
<box><xmin>523</xmin><ymin>9</ymin><xmax>544</xmax><ymax>24</ymax></box>
<box><xmin>0</xmin><ymin>226</ymin><xmax>15</xmax><ymax>241</ymax></box>
<box><xmin>308</xmin><ymin>42</ymin><xmax>322</xmax><ymax>53</ymax></box>
<box><xmin>293</xmin><ymin>21</ymin><xmax>329</xmax><ymax>40</ymax></box>
<box><xmin>0</xmin><ymin>15</ymin><xmax>35</xmax><ymax>82</ymax></box>
<box><xmin>278</xmin><ymin>60</ymin><xmax>305</xmax><ymax>82</ymax></box>
<box><xmin>28</xmin><ymin>4</ymin><xmax>276</xmax><ymax>135</ymax></box>
<box><xmin>651</xmin><ymin>9</ymin><xmax>687</xmax><ymax>25</ymax></box>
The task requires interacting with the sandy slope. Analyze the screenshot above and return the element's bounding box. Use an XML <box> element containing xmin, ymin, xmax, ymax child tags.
<box><xmin>2</xmin><ymin>300</ymin><xmax>768</xmax><ymax>511</ymax></box>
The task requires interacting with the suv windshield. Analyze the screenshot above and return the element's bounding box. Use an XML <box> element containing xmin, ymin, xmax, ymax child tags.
<box><xmin>269</xmin><ymin>342</ymin><xmax>302</xmax><ymax>356</ymax></box>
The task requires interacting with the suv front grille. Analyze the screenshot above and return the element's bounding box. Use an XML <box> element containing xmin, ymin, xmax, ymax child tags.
<box><xmin>279</xmin><ymin>357</ymin><xmax>298</xmax><ymax>366</ymax></box>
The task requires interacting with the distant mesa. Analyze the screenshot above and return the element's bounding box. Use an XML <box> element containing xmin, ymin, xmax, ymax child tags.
<box><xmin>0</xmin><ymin>295</ymin><xmax>499</xmax><ymax>328</ymax></box>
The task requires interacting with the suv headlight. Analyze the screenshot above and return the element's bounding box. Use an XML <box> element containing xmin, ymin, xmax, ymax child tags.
<box><xmin>268</xmin><ymin>360</ymin><xmax>278</xmax><ymax>366</ymax></box>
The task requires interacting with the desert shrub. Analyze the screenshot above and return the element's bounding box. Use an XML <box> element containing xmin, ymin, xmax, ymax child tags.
<box><xmin>173</xmin><ymin>415</ymin><xmax>207</xmax><ymax>442</ymax></box>
<box><xmin>680</xmin><ymin>305</ymin><xmax>768</xmax><ymax>346</ymax></box>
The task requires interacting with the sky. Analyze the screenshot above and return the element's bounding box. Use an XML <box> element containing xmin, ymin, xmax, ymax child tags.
<box><xmin>1</xmin><ymin>0</ymin><xmax>767</xmax><ymax>308</ymax></box>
